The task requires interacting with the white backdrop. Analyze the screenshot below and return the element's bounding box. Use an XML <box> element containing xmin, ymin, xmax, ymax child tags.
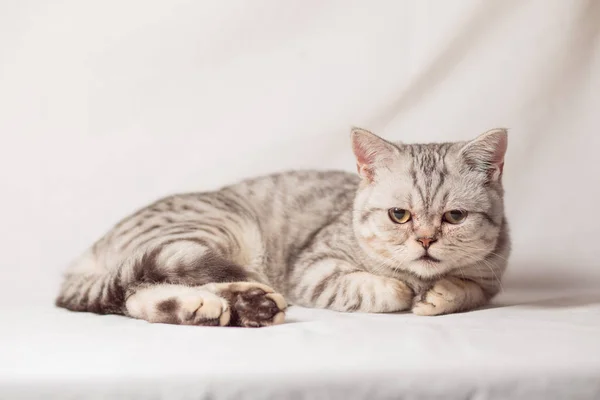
<box><xmin>1</xmin><ymin>0</ymin><xmax>599</xmax><ymax>304</ymax></box>
<box><xmin>2</xmin><ymin>2</ymin><xmax>600</xmax><ymax>399</ymax></box>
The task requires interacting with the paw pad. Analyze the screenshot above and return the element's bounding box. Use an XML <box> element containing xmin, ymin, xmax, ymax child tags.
<box><xmin>219</xmin><ymin>283</ymin><xmax>287</xmax><ymax>327</ymax></box>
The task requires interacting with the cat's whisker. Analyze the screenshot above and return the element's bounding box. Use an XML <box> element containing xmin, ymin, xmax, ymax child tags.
<box><xmin>451</xmin><ymin>251</ymin><xmax>504</xmax><ymax>293</ymax></box>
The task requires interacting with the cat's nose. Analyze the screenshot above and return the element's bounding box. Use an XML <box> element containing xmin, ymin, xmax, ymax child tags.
<box><xmin>416</xmin><ymin>237</ymin><xmax>437</xmax><ymax>249</ymax></box>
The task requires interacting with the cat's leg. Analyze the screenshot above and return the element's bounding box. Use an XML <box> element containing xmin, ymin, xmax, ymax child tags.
<box><xmin>124</xmin><ymin>279</ymin><xmax>287</xmax><ymax>327</ymax></box>
<box><xmin>411</xmin><ymin>277</ymin><xmax>488</xmax><ymax>316</ymax></box>
<box><xmin>290</xmin><ymin>257</ymin><xmax>413</xmax><ymax>313</ymax></box>
<box><xmin>125</xmin><ymin>282</ymin><xmax>286</xmax><ymax>327</ymax></box>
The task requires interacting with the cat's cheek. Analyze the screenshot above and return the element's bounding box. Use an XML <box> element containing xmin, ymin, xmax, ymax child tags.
<box><xmin>441</xmin><ymin>221</ymin><xmax>473</xmax><ymax>239</ymax></box>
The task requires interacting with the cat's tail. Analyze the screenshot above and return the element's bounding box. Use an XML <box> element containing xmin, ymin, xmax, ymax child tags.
<box><xmin>55</xmin><ymin>269</ymin><xmax>126</xmax><ymax>314</ymax></box>
<box><xmin>55</xmin><ymin>249</ymin><xmax>126</xmax><ymax>314</ymax></box>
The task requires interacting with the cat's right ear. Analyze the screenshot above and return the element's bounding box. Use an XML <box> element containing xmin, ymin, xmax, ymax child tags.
<box><xmin>351</xmin><ymin>127</ymin><xmax>399</xmax><ymax>182</ymax></box>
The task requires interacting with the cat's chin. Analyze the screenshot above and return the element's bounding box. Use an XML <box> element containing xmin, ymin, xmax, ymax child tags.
<box><xmin>409</xmin><ymin>258</ymin><xmax>449</xmax><ymax>279</ymax></box>
<box><xmin>418</xmin><ymin>254</ymin><xmax>441</xmax><ymax>263</ymax></box>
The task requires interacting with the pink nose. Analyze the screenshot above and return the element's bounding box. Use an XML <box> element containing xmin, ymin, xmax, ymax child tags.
<box><xmin>417</xmin><ymin>237</ymin><xmax>436</xmax><ymax>249</ymax></box>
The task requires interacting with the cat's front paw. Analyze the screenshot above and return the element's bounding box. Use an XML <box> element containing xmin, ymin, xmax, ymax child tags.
<box><xmin>375</xmin><ymin>277</ymin><xmax>414</xmax><ymax>313</ymax></box>
<box><xmin>342</xmin><ymin>272</ymin><xmax>413</xmax><ymax>313</ymax></box>
<box><xmin>411</xmin><ymin>277</ymin><xmax>488</xmax><ymax>316</ymax></box>
<box><xmin>412</xmin><ymin>278</ymin><xmax>463</xmax><ymax>316</ymax></box>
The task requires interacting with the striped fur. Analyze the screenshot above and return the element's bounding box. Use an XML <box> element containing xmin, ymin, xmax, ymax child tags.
<box><xmin>56</xmin><ymin>128</ymin><xmax>510</xmax><ymax>325</ymax></box>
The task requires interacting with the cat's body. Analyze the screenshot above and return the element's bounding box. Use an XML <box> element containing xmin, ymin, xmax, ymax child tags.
<box><xmin>57</xmin><ymin>128</ymin><xmax>510</xmax><ymax>326</ymax></box>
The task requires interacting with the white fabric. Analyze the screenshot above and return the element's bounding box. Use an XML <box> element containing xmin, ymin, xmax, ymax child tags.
<box><xmin>2</xmin><ymin>289</ymin><xmax>600</xmax><ymax>399</ymax></box>
<box><xmin>1</xmin><ymin>0</ymin><xmax>599</xmax><ymax>398</ymax></box>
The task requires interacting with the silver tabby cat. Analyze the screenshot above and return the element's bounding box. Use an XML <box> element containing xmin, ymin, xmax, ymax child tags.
<box><xmin>56</xmin><ymin>128</ymin><xmax>510</xmax><ymax>327</ymax></box>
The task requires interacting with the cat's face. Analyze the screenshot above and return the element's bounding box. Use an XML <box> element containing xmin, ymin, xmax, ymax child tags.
<box><xmin>352</xmin><ymin>128</ymin><xmax>507</xmax><ymax>279</ymax></box>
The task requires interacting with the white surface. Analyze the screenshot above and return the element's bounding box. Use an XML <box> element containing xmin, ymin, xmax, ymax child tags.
<box><xmin>2</xmin><ymin>289</ymin><xmax>600</xmax><ymax>399</ymax></box>
<box><xmin>1</xmin><ymin>0</ymin><xmax>600</xmax><ymax>399</ymax></box>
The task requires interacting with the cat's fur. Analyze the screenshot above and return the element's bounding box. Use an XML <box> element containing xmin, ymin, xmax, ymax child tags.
<box><xmin>56</xmin><ymin>128</ymin><xmax>510</xmax><ymax>327</ymax></box>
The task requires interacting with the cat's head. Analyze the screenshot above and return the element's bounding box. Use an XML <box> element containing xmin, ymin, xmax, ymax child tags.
<box><xmin>351</xmin><ymin>127</ymin><xmax>508</xmax><ymax>279</ymax></box>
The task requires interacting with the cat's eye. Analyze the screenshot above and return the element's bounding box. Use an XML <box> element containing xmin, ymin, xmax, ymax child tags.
<box><xmin>443</xmin><ymin>210</ymin><xmax>468</xmax><ymax>224</ymax></box>
<box><xmin>388</xmin><ymin>208</ymin><xmax>411</xmax><ymax>224</ymax></box>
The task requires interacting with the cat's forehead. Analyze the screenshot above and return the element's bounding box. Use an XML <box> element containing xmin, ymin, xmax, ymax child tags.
<box><xmin>372</xmin><ymin>141</ymin><xmax>489</xmax><ymax>210</ymax></box>
<box><xmin>377</xmin><ymin>141</ymin><xmax>462</xmax><ymax>180</ymax></box>
<box><xmin>403</xmin><ymin>142</ymin><xmax>461</xmax><ymax>169</ymax></box>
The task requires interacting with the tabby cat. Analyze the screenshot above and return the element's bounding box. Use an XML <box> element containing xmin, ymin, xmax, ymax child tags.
<box><xmin>56</xmin><ymin>128</ymin><xmax>510</xmax><ymax>327</ymax></box>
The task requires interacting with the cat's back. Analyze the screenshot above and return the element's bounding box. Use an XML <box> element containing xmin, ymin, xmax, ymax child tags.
<box><xmin>225</xmin><ymin>170</ymin><xmax>359</xmax><ymax>218</ymax></box>
<box><xmin>87</xmin><ymin>170</ymin><xmax>358</xmax><ymax>273</ymax></box>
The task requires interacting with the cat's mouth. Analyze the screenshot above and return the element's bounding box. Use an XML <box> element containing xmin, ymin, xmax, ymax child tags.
<box><xmin>417</xmin><ymin>254</ymin><xmax>441</xmax><ymax>263</ymax></box>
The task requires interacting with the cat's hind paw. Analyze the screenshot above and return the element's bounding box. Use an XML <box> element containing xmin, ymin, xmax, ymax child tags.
<box><xmin>175</xmin><ymin>291</ymin><xmax>231</xmax><ymax>326</ymax></box>
<box><xmin>208</xmin><ymin>282</ymin><xmax>287</xmax><ymax>327</ymax></box>
<box><xmin>127</xmin><ymin>285</ymin><xmax>231</xmax><ymax>326</ymax></box>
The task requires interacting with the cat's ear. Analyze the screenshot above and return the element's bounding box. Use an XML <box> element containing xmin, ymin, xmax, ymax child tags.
<box><xmin>460</xmin><ymin>128</ymin><xmax>508</xmax><ymax>181</ymax></box>
<box><xmin>351</xmin><ymin>127</ymin><xmax>399</xmax><ymax>182</ymax></box>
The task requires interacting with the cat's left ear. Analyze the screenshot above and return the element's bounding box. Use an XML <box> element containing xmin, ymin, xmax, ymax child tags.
<box><xmin>351</xmin><ymin>127</ymin><xmax>399</xmax><ymax>182</ymax></box>
<box><xmin>460</xmin><ymin>128</ymin><xmax>508</xmax><ymax>182</ymax></box>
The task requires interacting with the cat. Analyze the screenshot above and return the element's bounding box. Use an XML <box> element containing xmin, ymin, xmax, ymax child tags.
<box><xmin>56</xmin><ymin>128</ymin><xmax>510</xmax><ymax>327</ymax></box>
